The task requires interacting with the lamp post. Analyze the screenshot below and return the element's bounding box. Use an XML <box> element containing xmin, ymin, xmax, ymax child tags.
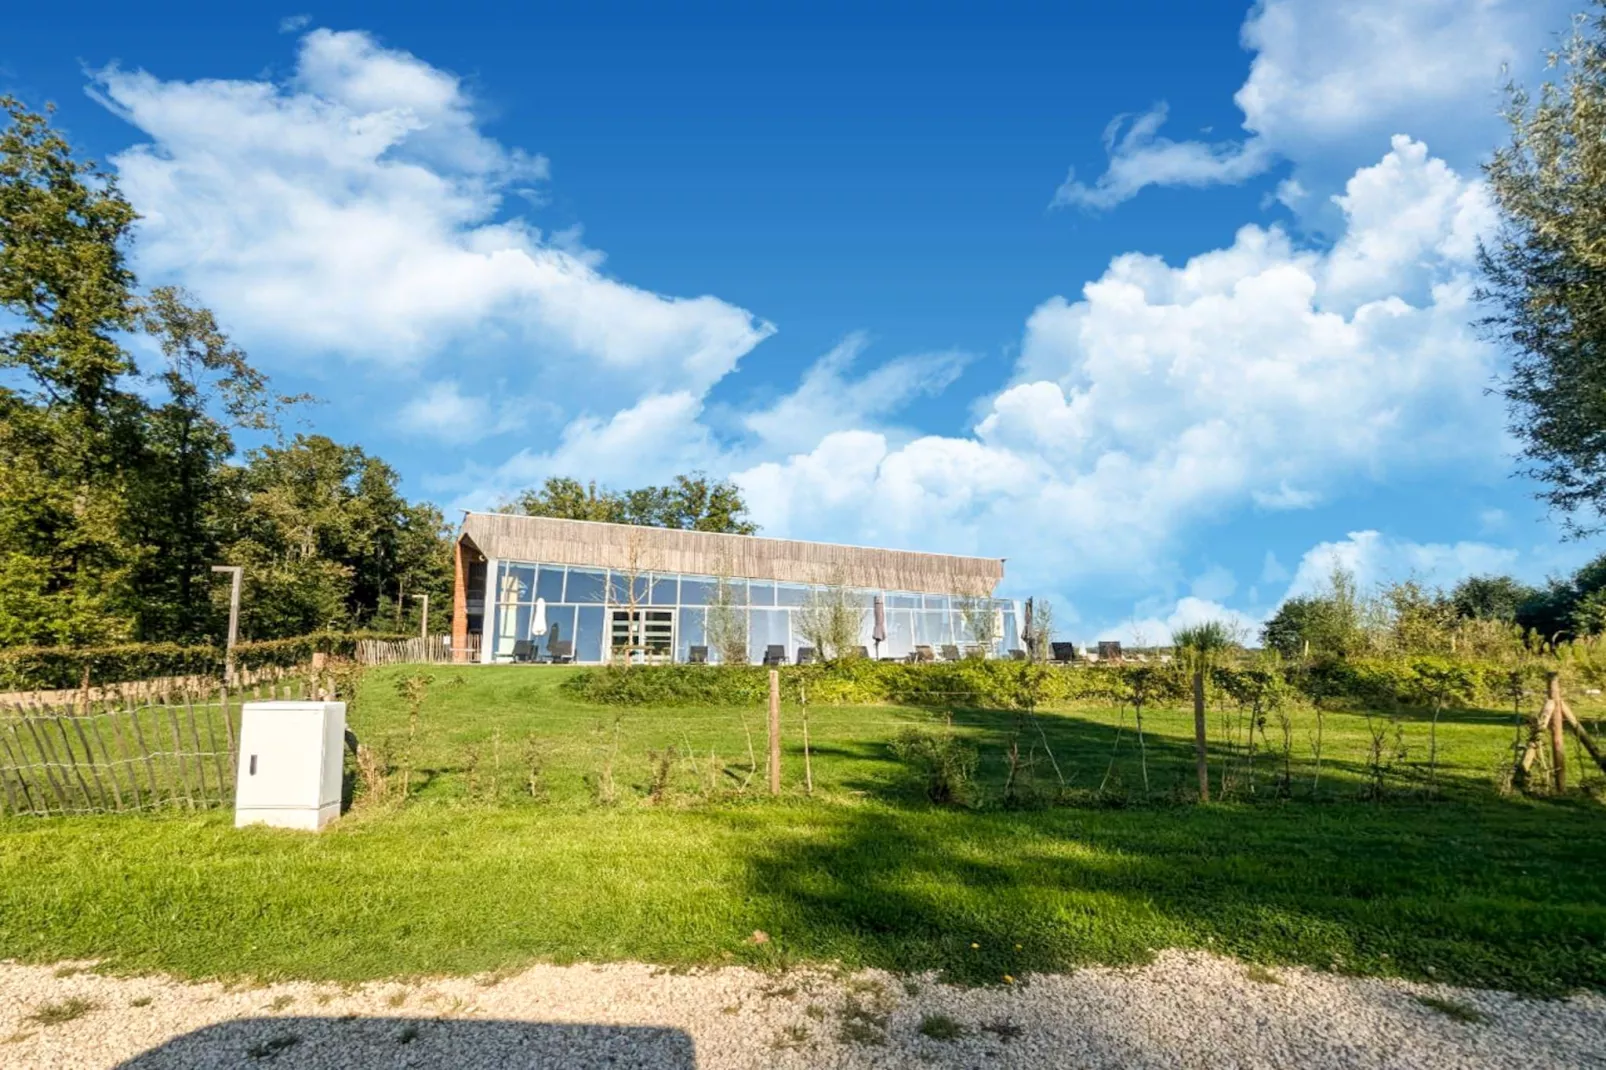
<box><xmin>211</xmin><ymin>565</ymin><xmax>243</xmax><ymax>683</ymax></box>
<box><xmin>413</xmin><ymin>593</ymin><xmax>429</xmax><ymax>642</ymax></box>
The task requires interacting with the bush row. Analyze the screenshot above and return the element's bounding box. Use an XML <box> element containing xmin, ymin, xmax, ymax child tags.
<box><xmin>561</xmin><ymin>654</ymin><xmax>1546</xmax><ymax>711</ymax></box>
<box><xmin>0</xmin><ymin>632</ymin><xmax>416</xmax><ymax>691</ymax></box>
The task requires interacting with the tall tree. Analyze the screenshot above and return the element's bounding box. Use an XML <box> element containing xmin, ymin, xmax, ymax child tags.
<box><xmin>129</xmin><ymin>287</ymin><xmax>300</xmax><ymax>641</ymax></box>
<box><xmin>220</xmin><ymin>435</ymin><xmax>451</xmax><ymax>639</ymax></box>
<box><xmin>0</xmin><ymin>97</ymin><xmax>143</xmax><ymax>644</ymax></box>
<box><xmin>508</xmin><ymin>471</ymin><xmax>758</xmax><ymax>535</ymax></box>
<box><xmin>1481</xmin><ymin>11</ymin><xmax>1606</xmax><ymax>533</ymax></box>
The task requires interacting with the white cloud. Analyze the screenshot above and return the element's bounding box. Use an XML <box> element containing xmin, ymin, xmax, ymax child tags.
<box><xmin>398</xmin><ymin>380</ymin><xmax>537</xmax><ymax>444</ymax></box>
<box><xmin>1054</xmin><ymin>0</ymin><xmax>1571</xmax><ymax>210</ymax></box>
<box><xmin>740</xmin><ymin>332</ymin><xmax>968</xmax><ymax>455</ymax></box>
<box><xmin>1052</xmin><ymin>103</ymin><xmax>1274</xmax><ymax>210</ymax></box>
<box><xmin>739</xmin><ymin>138</ymin><xmax>1505</xmax><ymax>602</ymax></box>
<box><xmin>278</xmin><ymin>14</ymin><xmax>310</xmax><ymax>34</ymax></box>
<box><xmin>1103</xmin><ymin>597</ymin><xmax>1263</xmax><ymax>647</ymax></box>
<box><xmin>1283</xmin><ymin>530</ymin><xmax>1521</xmax><ymax>598</ymax></box>
<box><xmin>92</xmin><ymin>28</ymin><xmax>774</xmax><ymax>401</ymax></box>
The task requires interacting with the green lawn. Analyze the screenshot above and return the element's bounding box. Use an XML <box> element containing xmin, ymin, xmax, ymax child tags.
<box><xmin>0</xmin><ymin>665</ymin><xmax>1601</xmax><ymax>994</ymax></box>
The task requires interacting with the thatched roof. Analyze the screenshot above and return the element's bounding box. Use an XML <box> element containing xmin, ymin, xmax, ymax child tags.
<box><xmin>459</xmin><ymin>513</ymin><xmax>1003</xmax><ymax>596</ymax></box>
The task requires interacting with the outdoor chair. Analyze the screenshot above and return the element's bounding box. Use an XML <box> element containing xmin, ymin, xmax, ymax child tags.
<box><xmin>1051</xmin><ymin>642</ymin><xmax>1076</xmax><ymax>663</ymax></box>
<box><xmin>763</xmin><ymin>645</ymin><xmax>786</xmax><ymax>666</ymax></box>
<box><xmin>1009</xmin><ymin>648</ymin><xmax>1027</xmax><ymax>661</ymax></box>
<box><xmin>962</xmin><ymin>644</ymin><xmax>985</xmax><ymax>659</ymax></box>
<box><xmin>512</xmin><ymin>639</ymin><xmax>535</xmax><ymax>664</ymax></box>
<box><xmin>796</xmin><ymin>646</ymin><xmax>818</xmax><ymax>665</ymax></box>
<box><xmin>688</xmin><ymin>645</ymin><xmax>708</xmax><ymax>664</ymax></box>
<box><xmin>548</xmin><ymin>639</ymin><xmax>574</xmax><ymax>664</ymax></box>
<box><xmin>854</xmin><ymin>646</ymin><xmax>870</xmax><ymax>660</ymax></box>
<box><xmin>914</xmin><ymin>645</ymin><xmax>935</xmax><ymax>663</ymax></box>
<box><xmin>940</xmin><ymin>644</ymin><xmax>962</xmax><ymax>662</ymax></box>
<box><xmin>1098</xmin><ymin>641</ymin><xmax>1124</xmax><ymax>662</ymax></box>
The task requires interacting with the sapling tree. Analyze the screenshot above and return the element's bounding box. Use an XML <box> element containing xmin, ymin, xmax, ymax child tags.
<box><xmin>1173</xmin><ymin>620</ymin><xmax>1239</xmax><ymax>802</ymax></box>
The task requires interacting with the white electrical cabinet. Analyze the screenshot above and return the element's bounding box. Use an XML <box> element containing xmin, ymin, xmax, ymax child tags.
<box><xmin>234</xmin><ymin>701</ymin><xmax>346</xmax><ymax>831</ymax></box>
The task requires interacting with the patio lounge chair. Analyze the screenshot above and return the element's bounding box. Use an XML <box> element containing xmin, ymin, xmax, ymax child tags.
<box><xmin>913</xmin><ymin>645</ymin><xmax>935</xmax><ymax>663</ymax></box>
<box><xmin>854</xmin><ymin>646</ymin><xmax>870</xmax><ymax>660</ymax></box>
<box><xmin>962</xmin><ymin>644</ymin><xmax>986</xmax><ymax>659</ymax></box>
<box><xmin>688</xmin><ymin>645</ymin><xmax>708</xmax><ymax>664</ymax></box>
<box><xmin>549</xmin><ymin>639</ymin><xmax>573</xmax><ymax>664</ymax></box>
<box><xmin>763</xmin><ymin>645</ymin><xmax>786</xmax><ymax>666</ymax></box>
<box><xmin>1008</xmin><ymin>648</ymin><xmax>1027</xmax><ymax>661</ymax></box>
<box><xmin>1051</xmin><ymin>642</ymin><xmax>1075</xmax><ymax>663</ymax></box>
<box><xmin>796</xmin><ymin>646</ymin><xmax>818</xmax><ymax>665</ymax></box>
<box><xmin>512</xmin><ymin>639</ymin><xmax>535</xmax><ymax>664</ymax></box>
<box><xmin>940</xmin><ymin>644</ymin><xmax>962</xmax><ymax>662</ymax></box>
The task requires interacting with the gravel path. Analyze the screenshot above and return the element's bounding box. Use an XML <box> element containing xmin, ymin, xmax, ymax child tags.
<box><xmin>2</xmin><ymin>951</ymin><xmax>1602</xmax><ymax>1069</ymax></box>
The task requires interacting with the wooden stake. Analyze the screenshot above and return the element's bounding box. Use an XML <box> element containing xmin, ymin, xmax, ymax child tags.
<box><xmin>768</xmin><ymin>669</ymin><xmax>781</xmax><ymax>796</ymax></box>
<box><xmin>1559</xmin><ymin>701</ymin><xmax>1606</xmax><ymax>776</ymax></box>
<box><xmin>1192</xmin><ymin>668</ymin><xmax>1210</xmax><ymax>803</ymax></box>
<box><xmin>1549</xmin><ymin>672</ymin><xmax>1567</xmax><ymax>793</ymax></box>
<box><xmin>801</xmin><ymin>683</ymin><xmax>813</xmax><ymax>797</ymax></box>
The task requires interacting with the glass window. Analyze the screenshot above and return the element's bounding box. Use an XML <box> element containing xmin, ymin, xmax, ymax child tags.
<box><xmin>677</xmin><ymin>607</ymin><xmax>706</xmax><ymax>662</ymax></box>
<box><xmin>953</xmin><ymin>611</ymin><xmax>974</xmax><ymax>644</ymax></box>
<box><xmin>748</xmin><ymin>608</ymin><xmax>789</xmax><ymax>664</ymax></box>
<box><xmin>575</xmin><ymin>605</ymin><xmax>605</xmax><ymax>662</ymax></box>
<box><xmin>888</xmin><ymin>610</ymin><xmax>914</xmax><ymax>659</ymax></box>
<box><xmin>542</xmin><ymin>604</ymin><xmax>577</xmax><ymax>658</ymax></box>
<box><xmin>679</xmin><ymin>576</ymin><xmax>716</xmax><ymax>605</ymax></box>
<box><xmin>1002</xmin><ymin>611</ymin><xmax>1020</xmax><ymax>654</ymax></box>
<box><xmin>497</xmin><ymin>563</ymin><xmax>535</xmax><ymax>604</ymax></box>
<box><xmin>748</xmin><ymin>581</ymin><xmax>776</xmax><ymax>607</ymax></box>
<box><xmin>924</xmin><ymin>594</ymin><xmax>950</xmax><ymax>611</ymax></box>
<box><xmin>850</xmin><ymin>589</ymin><xmax>878</xmax><ymax>608</ymax></box>
<box><xmin>493</xmin><ymin>602</ymin><xmax>535</xmax><ymax>660</ymax></box>
<box><xmin>775</xmin><ymin>583</ymin><xmax>809</xmax><ymax>607</ymax></box>
<box><xmin>887</xmin><ymin>592</ymin><xmax>921</xmax><ymax>609</ymax></box>
<box><xmin>566</xmin><ymin>568</ymin><xmax>606</xmax><ymax>604</ymax></box>
<box><xmin>650</xmin><ymin>575</ymin><xmax>679</xmax><ymax>605</ymax></box>
<box><xmin>608</xmin><ymin>572</ymin><xmax>651</xmax><ymax>605</ymax></box>
<box><xmin>536</xmin><ymin>566</ymin><xmax>566</xmax><ymax>603</ymax></box>
<box><xmin>917</xmin><ymin>611</ymin><xmax>950</xmax><ymax>647</ymax></box>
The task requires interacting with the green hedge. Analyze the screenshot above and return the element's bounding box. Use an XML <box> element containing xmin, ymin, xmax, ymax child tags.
<box><xmin>562</xmin><ymin>655</ymin><xmax>1536</xmax><ymax>711</ymax></box>
<box><xmin>562</xmin><ymin>659</ymin><xmax>1194</xmax><ymax>709</ymax></box>
<box><xmin>0</xmin><ymin>631</ymin><xmax>416</xmax><ymax>691</ymax></box>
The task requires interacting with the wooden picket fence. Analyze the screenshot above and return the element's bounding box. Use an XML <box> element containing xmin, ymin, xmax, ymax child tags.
<box><xmin>354</xmin><ymin>635</ymin><xmax>453</xmax><ymax>666</ymax></box>
<box><xmin>0</xmin><ymin>673</ymin><xmax>314</xmax><ymax>817</ymax></box>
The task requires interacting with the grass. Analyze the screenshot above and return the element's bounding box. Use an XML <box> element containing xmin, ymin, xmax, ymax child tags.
<box><xmin>0</xmin><ymin>665</ymin><xmax>1602</xmax><ymax>994</ymax></box>
<box><xmin>919</xmin><ymin>1013</ymin><xmax>968</xmax><ymax>1041</ymax></box>
<box><xmin>27</xmin><ymin>997</ymin><xmax>96</xmax><ymax>1026</ymax></box>
<box><xmin>1414</xmin><ymin>994</ymin><xmax>1491</xmax><ymax>1025</ymax></box>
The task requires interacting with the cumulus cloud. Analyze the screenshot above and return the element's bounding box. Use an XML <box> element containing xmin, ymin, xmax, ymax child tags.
<box><xmin>740</xmin><ymin>137</ymin><xmax>1506</xmax><ymax>606</ymax></box>
<box><xmin>1053</xmin><ymin>0</ymin><xmax>1570</xmax><ymax>210</ymax></box>
<box><xmin>92</xmin><ymin>28</ymin><xmax>774</xmax><ymax>402</ymax></box>
<box><xmin>1283</xmin><ymin>530</ymin><xmax>1522</xmax><ymax>598</ymax></box>
<box><xmin>398</xmin><ymin>380</ymin><xmax>540</xmax><ymax>444</ymax></box>
<box><xmin>740</xmin><ymin>333</ymin><xmax>968</xmax><ymax>455</ymax></box>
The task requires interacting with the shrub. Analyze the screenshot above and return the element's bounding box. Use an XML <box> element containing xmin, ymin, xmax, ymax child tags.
<box><xmin>890</xmin><ymin>728</ymin><xmax>979</xmax><ymax>805</ymax></box>
<box><xmin>0</xmin><ymin>630</ymin><xmax>416</xmax><ymax>690</ymax></box>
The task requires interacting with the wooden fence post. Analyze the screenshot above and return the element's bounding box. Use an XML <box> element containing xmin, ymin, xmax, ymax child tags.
<box><xmin>768</xmin><ymin>669</ymin><xmax>781</xmax><ymax>796</ymax></box>
<box><xmin>1550</xmin><ymin>672</ymin><xmax>1567</xmax><ymax>793</ymax></box>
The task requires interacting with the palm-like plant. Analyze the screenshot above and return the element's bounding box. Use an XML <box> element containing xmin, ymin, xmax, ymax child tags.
<box><xmin>1173</xmin><ymin>620</ymin><xmax>1238</xmax><ymax>802</ymax></box>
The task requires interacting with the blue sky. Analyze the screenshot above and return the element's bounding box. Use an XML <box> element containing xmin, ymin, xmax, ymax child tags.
<box><xmin>1</xmin><ymin>0</ymin><xmax>1593</xmax><ymax>640</ymax></box>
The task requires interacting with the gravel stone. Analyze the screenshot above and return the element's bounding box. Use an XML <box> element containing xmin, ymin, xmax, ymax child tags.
<box><xmin>1</xmin><ymin>950</ymin><xmax>1602</xmax><ymax>1068</ymax></box>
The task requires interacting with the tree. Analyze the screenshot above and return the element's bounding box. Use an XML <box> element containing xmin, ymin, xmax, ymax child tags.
<box><xmin>1259</xmin><ymin>597</ymin><xmax>1328</xmax><ymax>658</ymax></box>
<box><xmin>1450</xmin><ymin>574</ymin><xmax>1539</xmax><ymax>622</ymax></box>
<box><xmin>218</xmin><ymin>436</ymin><xmax>451</xmax><ymax>639</ymax></box>
<box><xmin>955</xmin><ymin>593</ymin><xmax>1000</xmax><ymax>654</ymax></box>
<box><xmin>0</xmin><ymin>97</ymin><xmax>144</xmax><ymax>644</ymax></box>
<box><xmin>1174</xmin><ymin>620</ymin><xmax>1239</xmax><ymax>802</ymax></box>
<box><xmin>1481</xmin><ymin>12</ymin><xmax>1606</xmax><ymax>533</ymax></box>
<box><xmin>128</xmin><ymin>287</ymin><xmax>301</xmax><ymax>641</ymax></box>
<box><xmin>705</xmin><ymin>573</ymin><xmax>749</xmax><ymax>665</ymax></box>
<box><xmin>507</xmin><ymin>472</ymin><xmax>757</xmax><ymax>534</ymax></box>
<box><xmin>797</xmin><ymin>580</ymin><xmax>865</xmax><ymax>661</ymax></box>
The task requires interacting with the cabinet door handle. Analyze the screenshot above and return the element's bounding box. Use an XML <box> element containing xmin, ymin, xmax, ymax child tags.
<box><xmin>249</xmin><ymin>755</ymin><xmax>258</xmax><ymax>775</ymax></box>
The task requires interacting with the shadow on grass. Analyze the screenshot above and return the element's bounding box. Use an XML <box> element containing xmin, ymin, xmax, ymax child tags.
<box><xmin>118</xmin><ymin>1017</ymin><xmax>694</xmax><ymax>1068</ymax></box>
<box><xmin>735</xmin><ymin>776</ymin><xmax>1606</xmax><ymax>994</ymax></box>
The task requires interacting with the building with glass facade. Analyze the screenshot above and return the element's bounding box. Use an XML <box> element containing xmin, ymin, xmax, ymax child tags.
<box><xmin>451</xmin><ymin>512</ymin><xmax>1017</xmax><ymax>665</ymax></box>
